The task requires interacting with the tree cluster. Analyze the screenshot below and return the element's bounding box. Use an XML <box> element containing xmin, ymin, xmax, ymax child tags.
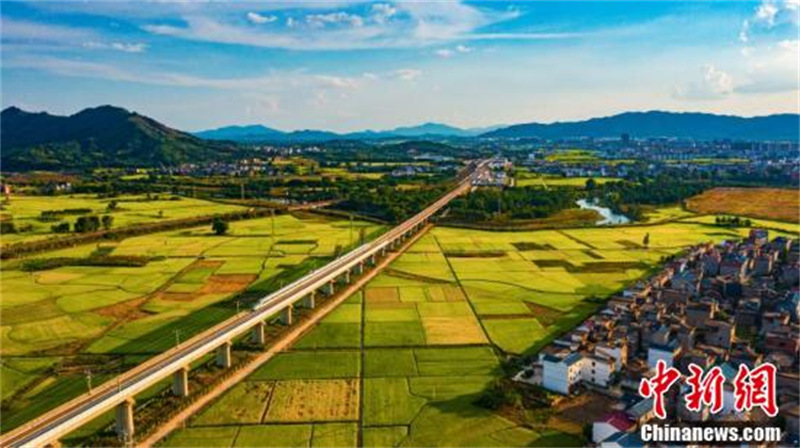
<box><xmin>448</xmin><ymin>186</ymin><xmax>577</xmax><ymax>222</ymax></box>
<box><xmin>715</xmin><ymin>215</ymin><xmax>752</xmax><ymax>227</ymax></box>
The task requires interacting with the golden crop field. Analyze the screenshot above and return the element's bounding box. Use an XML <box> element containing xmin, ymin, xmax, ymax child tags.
<box><xmin>686</xmin><ymin>187</ymin><xmax>799</xmax><ymax>223</ymax></box>
<box><xmin>264</xmin><ymin>379</ymin><xmax>359</xmax><ymax>422</ymax></box>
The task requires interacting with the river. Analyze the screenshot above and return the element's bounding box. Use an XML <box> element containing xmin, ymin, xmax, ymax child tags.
<box><xmin>576</xmin><ymin>198</ymin><xmax>631</xmax><ymax>225</ymax></box>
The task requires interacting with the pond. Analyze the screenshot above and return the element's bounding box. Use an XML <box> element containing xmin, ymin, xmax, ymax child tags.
<box><xmin>576</xmin><ymin>198</ymin><xmax>631</xmax><ymax>225</ymax></box>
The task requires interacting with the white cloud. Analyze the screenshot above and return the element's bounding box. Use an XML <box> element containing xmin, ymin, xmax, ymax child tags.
<box><xmin>674</xmin><ymin>65</ymin><xmax>734</xmax><ymax>100</ymax></box>
<box><xmin>315</xmin><ymin>75</ymin><xmax>360</xmax><ymax>89</ymax></box>
<box><xmin>306</xmin><ymin>12</ymin><xmax>364</xmax><ymax>28</ymax></box>
<box><xmin>739</xmin><ymin>20</ymin><xmax>750</xmax><ymax>42</ymax></box>
<box><xmin>246</xmin><ymin>12</ymin><xmax>277</xmax><ymax>25</ymax></box>
<box><xmin>435</xmin><ymin>48</ymin><xmax>453</xmax><ymax>58</ymax></box>
<box><xmin>3</xmin><ymin>56</ymin><xmax>368</xmax><ymax>93</ymax></box>
<box><xmin>741</xmin><ymin>0</ymin><xmax>800</xmax><ymax>41</ymax></box>
<box><xmin>371</xmin><ymin>3</ymin><xmax>397</xmax><ymax>24</ymax></box>
<box><xmin>84</xmin><ymin>41</ymin><xmax>148</xmax><ymax>53</ymax></box>
<box><xmin>435</xmin><ymin>44</ymin><xmax>474</xmax><ymax>58</ymax></box>
<box><xmin>1</xmin><ymin>18</ymin><xmax>96</xmax><ymax>45</ymax></box>
<box><xmin>736</xmin><ymin>39</ymin><xmax>800</xmax><ymax>93</ymax></box>
<box><xmin>394</xmin><ymin>68</ymin><xmax>422</xmax><ymax>81</ymax></box>
<box><xmin>132</xmin><ymin>2</ymin><xmax>578</xmax><ymax>51</ymax></box>
<box><xmin>755</xmin><ymin>1</ymin><xmax>780</xmax><ymax>26</ymax></box>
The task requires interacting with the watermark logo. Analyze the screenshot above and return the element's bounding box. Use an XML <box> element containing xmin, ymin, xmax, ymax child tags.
<box><xmin>639</xmin><ymin>360</ymin><xmax>778</xmax><ymax>418</ymax></box>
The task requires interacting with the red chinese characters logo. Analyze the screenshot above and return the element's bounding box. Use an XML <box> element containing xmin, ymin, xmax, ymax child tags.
<box><xmin>639</xmin><ymin>360</ymin><xmax>681</xmax><ymax>419</ymax></box>
<box><xmin>639</xmin><ymin>362</ymin><xmax>778</xmax><ymax>419</ymax></box>
<box><xmin>734</xmin><ymin>363</ymin><xmax>778</xmax><ymax>417</ymax></box>
<box><xmin>685</xmin><ymin>364</ymin><xmax>725</xmax><ymax>414</ymax></box>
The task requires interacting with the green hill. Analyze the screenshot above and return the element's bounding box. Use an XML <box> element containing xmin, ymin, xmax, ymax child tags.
<box><xmin>1</xmin><ymin>105</ymin><xmax>237</xmax><ymax>171</ymax></box>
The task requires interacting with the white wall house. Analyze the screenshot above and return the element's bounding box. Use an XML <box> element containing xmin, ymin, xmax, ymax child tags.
<box><xmin>596</xmin><ymin>343</ymin><xmax>627</xmax><ymax>370</ymax></box>
<box><xmin>581</xmin><ymin>354</ymin><xmax>616</xmax><ymax>388</ymax></box>
<box><xmin>647</xmin><ymin>342</ymin><xmax>681</xmax><ymax>369</ymax></box>
<box><xmin>541</xmin><ymin>352</ymin><xmax>583</xmax><ymax>395</ymax></box>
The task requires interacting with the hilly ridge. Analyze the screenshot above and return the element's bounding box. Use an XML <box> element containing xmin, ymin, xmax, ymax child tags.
<box><xmin>1</xmin><ymin>106</ymin><xmax>236</xmax><ymax>170</ymax></box>
<box><xmin>482</xmin><ymin>111</ymin><xmax>800</xmax><ymax>141</ymax></box>
<box><xmin>194</xmin><ymin>121</ymin><xmax>499</xmax><ymax>142</ymax></box>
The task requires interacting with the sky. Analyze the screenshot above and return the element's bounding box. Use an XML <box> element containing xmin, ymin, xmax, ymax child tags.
<box><xmin>1</xmin><ymin>1</ymin><xmax>798</xmax><ymax>132</ymax></box>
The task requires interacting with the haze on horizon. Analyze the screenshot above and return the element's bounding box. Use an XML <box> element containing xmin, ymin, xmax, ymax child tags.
<box><xmin>1</xmin><ymin>0</ymin><xmax>798</xmax><ymax>133</ymax></box>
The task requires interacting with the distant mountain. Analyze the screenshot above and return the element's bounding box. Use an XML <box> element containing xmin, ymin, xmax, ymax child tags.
<box><xmin>482</xmin><ymin>111</ymin><xmax>800</xmax><ymax>141</ymax></box>
<box><xmin>194</xmin><ymin>121</ymin><xmax>501</xmax><ymax>142</ymax></box>
<box><xmin>2</xmin><ymin>106</ymin><xmax>236</xmax><ymax>170</ymax></box>
<box><xmin>194</xmin><ymin>124</ymin><xmax>283</xmax><ymax>142</ymax></box>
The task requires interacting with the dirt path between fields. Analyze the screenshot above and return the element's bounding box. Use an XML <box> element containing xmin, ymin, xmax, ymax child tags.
<box><xmin>138</xmin><ymin>224</ymin><xmax>433</xmax><ymax>448</ymax></box>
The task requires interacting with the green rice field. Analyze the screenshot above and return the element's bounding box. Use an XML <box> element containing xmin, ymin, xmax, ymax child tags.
<box><xmin>0</xmin><ymin>193</ymin><xmax>247</xmax><ymax>245</ymax></box>
<box><xmin>0</xmin><ymin>212</ymin><xmax>383</xmax><ymax>431</ymax></box>
<box><xmin>160</xmin><ymin>216</ymin><xmax>794</xmax><ymax>447</ymax></box>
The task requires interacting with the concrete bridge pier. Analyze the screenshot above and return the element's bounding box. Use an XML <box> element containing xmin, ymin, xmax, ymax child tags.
<box><xmin>280</xmin><ymin>306</ymin><xmax>293</xmax><ymax>326</ymax></box>
<box><xmin>368</xmin><ymin>254</ymin><xmax>377</xmax><ymax>266</ymax></box>
<box><xmin>216</xmin><ymin>341</ymin><xmax>232</xmax><ymax>368</ymax></box>
<box><xmin>354</xmin><ymin>262</ymin><xmax>364</xmax><ymax>275</ymax></box>
<box><xmin>342</xmin><ymin>270</ymin><xmax>351</xmax><ymax>284</ymax></box>
<box><xmin>302</xmin><ymin>292</ymin><xmax>316</xmax><ymax>309</ymax></box>
<box><xmin>115</xmin><ymin>397</ymin><xmax>135</xmax><ymax>442</ymax></box>
<box><xmin>252</xmin><ymin>321</ymin><xmax>266</xmax><ymax>345</ymax></box>
<box><xmin>172</xmin><ymin>366</ymin><xmax>189</xmax><ymax>397</ymax></box>
<box><xmin>323</xmin><ymin>281</ymin><xmax>335</xmax><ymax>296</ymax></box>
<box><xmin>379</xmin><ymin>247</ymin><xmax>387</xmax><ymax>257</ymax></box>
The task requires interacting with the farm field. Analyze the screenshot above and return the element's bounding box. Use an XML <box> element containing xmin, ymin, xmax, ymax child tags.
<box><xmin>0</xmin><ymin>213</ymin><xmax>383</xmax><ymax>431</ymax></box>
<box><xmin>0</xmin><ymin>193</ymin><xmax>248</xmax><ymax>245</ymax></box>
<box><xmin>515</xmin><ymin>175</ymin><xmax>620</xmax><ymax>188</ymax></box>
<box><xmin>159</xmin><ymin>218</ymin><xmax>796</xmax><ymax>447</ymax></box>
<box><xmin>685</xmin><ymin>187</ymin><xmax>799</xmax><ymax>223</ymax></box>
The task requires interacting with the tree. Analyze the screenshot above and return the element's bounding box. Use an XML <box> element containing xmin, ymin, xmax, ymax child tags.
<box><xmin>585</xmin><ymin>178</ymin><xmax>597</xmax><ymax>190</ymax></box>
<box><xmin>101</xmin><ymin>215</ymin><xmax>114</xmax><ymax>230</ymax></box>
<box><xmin>1</xmin><ymin>221</ymin><xmax>17</xmax><ymax>234</ymax></box>
<box><xmin>643</xmin><ymin>233</ymin><xmax>650</xmax><ymax>248</ymax></box>
<box><xmin>74</xmin><ymin>215</ymin><xmax>101</xmax><ymax>233</ymax></box>
<box><xmin>107</xmin><ymin>200</ymin><xmax>118</xmax><ymax>212</ymax></box>
<box><xmin>212</xmin><ymin>218</ymin><xmax>229</xmax><ymax>235</ymax></box>
<box><xmin>51</xmin><ymin>222</ymin><xmax>70</xmax><ymax>233</ymax></box>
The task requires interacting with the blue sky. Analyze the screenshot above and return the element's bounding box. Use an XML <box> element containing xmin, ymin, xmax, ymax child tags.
<box><xmin>1</xmin><ymin>1</ymin><xmax>798</xmax><ymax>132</ymax></box>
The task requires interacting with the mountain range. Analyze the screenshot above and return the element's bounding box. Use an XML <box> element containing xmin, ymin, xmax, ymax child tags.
<box><xmin>1</xmin><ymin>106</ymin><xmax>235</xmax><ymax>170</ymax></box>
<box><xmin>483</xmin><ymin>111</ymin><xmax>799</xmax><ymax>141</ymax></box>
<box><xmin>194</xmin><ymin>122</ymin><xmax>500</xmax><ymax>142</ymax></box>
<box><xmin>2</xmin><ymin>106</ymin><xmax>798</xmax><ymax>171</ymax></box>
<box><xmin>195</xmin><ymin>112</ymin><xmax>798</xmax><ymax>143</ymax></box>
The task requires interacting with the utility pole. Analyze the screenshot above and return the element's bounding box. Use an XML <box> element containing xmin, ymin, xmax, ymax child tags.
<box><xmin>240</xmin><ymin>182</ymin><xmax>245</xmax><ymax>201</ymax></box>
<box><xmin>174</xmin><ymin>329</ymin><xmax>181</xmax><ymax>347</ymax></box>
<box><xmin>271</xmin><ymin>209</ymin><xmax>276</xmax><ymax>238</ymax></box>
<box><xmin>85</xmin><ymin>369</ymin><xmax>93</xmax><ymax>395</ymax></box>
<box><xmin>349</xmin><ymin>213</ymin><xmax>354</xmax><ymax>248</ymax></box>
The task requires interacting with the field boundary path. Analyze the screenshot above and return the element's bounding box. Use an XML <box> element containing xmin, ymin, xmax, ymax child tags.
<box><xmin>139</xmin><ymin>224</ymin><xmax>433</xmax><ymax>447</ymax></box>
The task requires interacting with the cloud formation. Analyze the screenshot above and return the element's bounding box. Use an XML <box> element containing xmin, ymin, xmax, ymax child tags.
<box><xmin>83</xmin><ymin>41</ymin><xmax>148</xmax><ymax>53</ymax></box>
<box><xmin>247</xmin><ymin>12</ymin><xmax>277</xmax><ymax>25</ymax></box>
<box><xmin>674</xmin><ymin>65</ymin><xmax>735</xmax><ymax>100</ymax></box>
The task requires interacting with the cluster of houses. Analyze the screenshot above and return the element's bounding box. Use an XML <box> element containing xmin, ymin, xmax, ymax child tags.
<box><xmin>515</xmin><ymin>230</ymin><xmax>800</xmax><ymax>447</ymax></box>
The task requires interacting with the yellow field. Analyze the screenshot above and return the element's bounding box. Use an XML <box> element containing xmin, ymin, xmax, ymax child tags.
<box><xmin>686</xmin><ymin>188</ymin><xmax>799</xmax><ymax>223</ymax></box>
<box><xmin>264</xmin><ymin>379</ymin><xmax>359</xmax><ymax>422</ymax></box>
